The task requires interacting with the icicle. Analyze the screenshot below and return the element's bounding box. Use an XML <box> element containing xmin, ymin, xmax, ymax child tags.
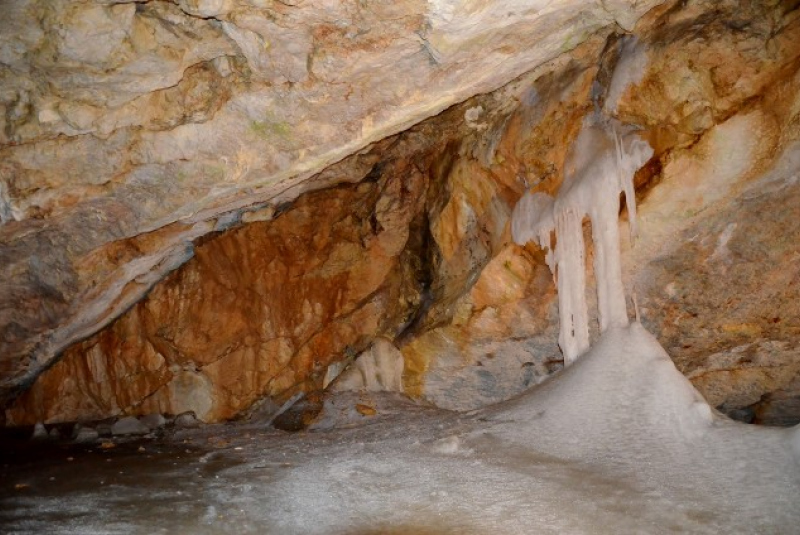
<box><xmin>512</xmin><ymin>116</ymin><xmax>653</xmax><ymax>364</ymax></box>
<box><xmin>511</xmin><ymin>190</ymin><xmax>556</xmax><ymax>273</ymax></box>
<box><xmin>553</xmin><ymin>208</ymin><xmax>590</xmax><ymax>364</ymax></box>
<box><xmin>613</xmin><ymin>126</ymin><xmax>650</xmax><ymax>242</ymax></box>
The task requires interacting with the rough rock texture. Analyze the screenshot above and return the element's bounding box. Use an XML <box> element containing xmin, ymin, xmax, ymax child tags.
<box><xmin>0</xmin><ymin>0</ymin><xmax>662</xmax><ymax>407</ymax></box>
<box><xmin>401</xmin><ymin>38</ymin><xmax>602</xmax><ymax>408</ymax></box>
<box><xmin>3</xmin><ymin>18</ymin><xmax>617</xmax><ymax>424</ymax></box>
<box><xmin>615</xmin><ymin>1</ymin><xmax>800</xmax><ymax>424</ymax></box>
<box><xmin>4</xmin><ymin>46</ymin><xmax>575</xmax><ymax>423</ymax></box>
<box><xmin>4</xmin><ymin>0</ymin><xmax>800</xmax><ymax>427</ymax></box>
<box><xmin>633</xmin><ymin>137</ymin><xmax>800</xmax><ymax>424</ymax></box>
<box><xmin>402</xmin><ymin>245</ymin><xmax>560</xmax><ymax>410</ymax></box>
<box><xmin>402</xmin><ymin>0</ymin><xmax>800</xmax><ymax>421</ymax></box>
<box><xmin>6</xmin><ymin>159</ymin><xmax>430</xmax><ymax>423</ymax></box>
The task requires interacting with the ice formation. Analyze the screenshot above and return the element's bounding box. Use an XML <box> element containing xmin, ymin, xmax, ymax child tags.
<box><xmin>330</xmin><ymin>338</ymin><xmax>405</xmax><ymax>393</ymax></box>
<box><xmin>5</xmin><ymin>125</ymin><xmax>800</xmax><ymax>535</ymax></box>
<box><xmin>5</xmin><ymin>323</ymin><xmax>800</xmax><ymax>535</ymax></box>
<box><xmin>512</xmin><ymin>116</ymin><xmax>653</xmax><ymax>363</ymax></box>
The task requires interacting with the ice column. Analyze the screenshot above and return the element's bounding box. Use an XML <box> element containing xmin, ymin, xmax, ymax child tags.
<box><xmin>512</xmin><ymin>118</ymin><xmax>653</xmax><ymax>364</ymax></box>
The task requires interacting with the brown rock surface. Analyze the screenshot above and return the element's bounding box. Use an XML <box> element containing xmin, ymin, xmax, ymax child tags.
<box><xmin>4</xmin><ymin>30</ymin><xmax>612</xmax><ymax>423</ymax></box>
<box><xmin>7</xmin><ymin>162</ymin><xmax>429</xmax><ymax>424</ymax></box>
<box><xmin>0</xmin><ymin>0</ymin><xmax>662</xmax><ymax>405</ymax></box>
<box><xmin>404</xmin><ymin>0</ymin><xmax>800</xmax><ymax>421</ymax></box>
<box><xmin>4</xmin><ymin>0</ymin><xmax>800</xmax><ymax>427</ymax></box>
<box><xmin>610</xmin><ymin>2</ymin><xmax>800</xmax><ymax>423</ymax></box>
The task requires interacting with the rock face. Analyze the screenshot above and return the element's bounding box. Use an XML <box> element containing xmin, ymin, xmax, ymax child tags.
<box><xmin>3</xmin><ymin>0</ymin><xmax>800</xmax><ymax>427</ymax></box>
<box><xmin>0</xmin><ymin>0</ymin><xmax>662</xmax><ymax>407</ymax></box>
<box><xmin>615</xmin><ymin>2</ymin><xmax>800</xmax><ymax>424</ymax></box>
<box><xmin>6</xmin><ymin>160</ymin><xmax>430</xmax><ymax>423</ymax></box>
<box><xmin>110</xmin><ymin>416</ymin><xmax>149</xmax><ymax>436</ymax></box>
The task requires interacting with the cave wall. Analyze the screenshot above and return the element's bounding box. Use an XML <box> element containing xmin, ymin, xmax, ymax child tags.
<box><xmin>6</xmin><ymin>152</ymin><xmax>435</xmax><ymax>424</ymax></box>
<box><xmin>0</xmin><ymin>0</ymin><xmax>663</xmax><ymax>406</ymax></box>
<box><xmin>617</xmin><ymin>0</ymin><xmax>800</xmax><ymax>423</ymax></box>
<box><xmin>3</xmin><ymin>0</ymin><xmax>800</xmax><ymax>426</ymax></box>
<box><xmin>4</xmin><ymin>35</ymin><xmax>607</xmax><ymax>424</ymax></box>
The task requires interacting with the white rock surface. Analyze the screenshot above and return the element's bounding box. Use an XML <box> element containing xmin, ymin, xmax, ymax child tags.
<box><xmin>139</xmin><ymin>413</ymin><xmax>167</xmax><ymax>431</ymax></box>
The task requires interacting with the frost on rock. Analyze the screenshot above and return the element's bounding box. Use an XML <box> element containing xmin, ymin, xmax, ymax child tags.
<box><xmin>512</xmin><ymin>115</ymin><xmax>653</xmax><ymax>363</ymax></box>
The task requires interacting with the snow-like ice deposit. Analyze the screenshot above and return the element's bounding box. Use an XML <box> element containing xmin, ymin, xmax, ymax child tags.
<box><xmin>5</xmin><ymin>323</ymin><xmax>798</xmax><ymax>535</ymax></box>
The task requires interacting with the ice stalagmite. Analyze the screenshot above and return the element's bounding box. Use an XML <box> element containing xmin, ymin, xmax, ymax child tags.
<box><xmin>512</xmin><ymin>117</ymin><xmax>653</xmax><ymax>364</ymax></box>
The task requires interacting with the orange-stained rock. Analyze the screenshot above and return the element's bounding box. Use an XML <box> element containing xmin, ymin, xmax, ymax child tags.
<box><xmin>403</xmin><ymin>244</ymin><xmax>559</xmax><ymax>409</ymax></box>
<box><xmin>6</xmin><ymin>0</ymin><xmax>800</xmax><ymax>427</ymax></box>
<box><xmin>402</xmin><ymin>0</ymin><xmax>800</xmax><ymax>421</ymax></box>
<box><xmin>6</xmin><ymin>164</ymin><xmax>428</xmax><ymax>424</ymax></box>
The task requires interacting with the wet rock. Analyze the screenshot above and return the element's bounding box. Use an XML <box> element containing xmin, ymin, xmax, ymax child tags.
<box><xmin>174</xmin><ymin>412</ymin><xmax>200</xmax><ymax>429</ymax></box>
<box><xmin>31</xmin><ymin>422</ymin><xmax>47</xmax><ymax>441</ymax></box>
<box><xmin>139</xmin><ymin>414</ymin><xmax>167</xmax><ymax>431</ymax></box>
<box><xmin>272</xmin><ymin>396</ymin><xmax>323</xmax><ymax>432</ymax></box>
<box><xmin>95</xmin><ymin>420</ymin><xmax>113</xmax><ymax>437</ymax></box>
<box><xmin>719</xmin><ymin>405</ymin><xmax>756</xmax><ymax>425</ymax></box>
<box><xmin>72</xmin><ymin>425</ymin><xmax>99</xmax><ymax>444</ymax></box>
<box><xmin>111</xmin><ymin>416</ymin><xmax>149</xmax><ymax>436</ymax></box>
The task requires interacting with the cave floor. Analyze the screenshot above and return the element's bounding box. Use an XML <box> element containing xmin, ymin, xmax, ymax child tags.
<box><xmin>2</xmin><ymin>327</ymin><xmax>799</xmax><ymax>535</ymax></box>
<box><xmin>0</xmin><ymin>399</ymin><xmax>796</xmax><ymax>535</ymax></box>
<box><xmin>0</xmin><ymin>399</ymin><xmax>724</xmax><ymax>535</ymax></box>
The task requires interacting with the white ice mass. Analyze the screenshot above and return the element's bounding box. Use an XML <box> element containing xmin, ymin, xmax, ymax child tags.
<box><xmin>253</xmin><ymin>325</ymin><xmax>800</xmax><ymax>534</ymax></box>
<box><xmin>512</xmin><ymin>114</ymin><xmax>652</xmax><ymax>363</ymax></box>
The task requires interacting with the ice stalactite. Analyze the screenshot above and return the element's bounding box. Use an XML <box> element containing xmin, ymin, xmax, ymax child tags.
<box><xmin>512</xmin><ymin>116</ymin><xmax>653</xmax><ymax>364</ymax></box>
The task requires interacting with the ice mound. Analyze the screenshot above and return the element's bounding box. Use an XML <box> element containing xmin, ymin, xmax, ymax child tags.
<box><xmin>481</xmin><ymin>323</ymin><xmax>714</xmax><ymax>449</ymax></box>
<box><xmin>469</xmin><ymin>323</ymin><xmax>800</xmax><ymax>529</ymax></box>
<box><xmin>231</xmin><ymin>326</ymin><xmax>800</xmax><ymax>534</ymax></box>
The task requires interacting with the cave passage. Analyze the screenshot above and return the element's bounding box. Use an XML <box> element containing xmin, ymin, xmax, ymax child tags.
<box><xmin>2</xmin><ymin>0</ymin><xmax>800</xmax><ymax>533</ymax></box>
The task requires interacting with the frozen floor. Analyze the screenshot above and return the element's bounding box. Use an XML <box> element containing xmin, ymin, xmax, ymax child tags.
<box><xmin>2</xmin><ymin>324</ymin><xmax>799</xmax><ymax>534</ymax></box>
